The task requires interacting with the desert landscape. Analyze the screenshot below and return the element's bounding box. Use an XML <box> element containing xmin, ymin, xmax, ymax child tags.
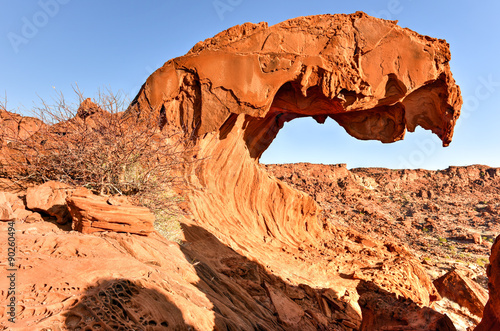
<box><xmin>1</xmin><ymin>11</ymin><xmax>499</xmax><ymax>331</ymax></box>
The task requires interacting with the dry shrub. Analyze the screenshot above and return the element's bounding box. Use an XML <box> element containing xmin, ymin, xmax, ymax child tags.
<box><xmin>0</xmin><ymin>90</ymin><xmax>192</xmax><ymax>223</ymax></box>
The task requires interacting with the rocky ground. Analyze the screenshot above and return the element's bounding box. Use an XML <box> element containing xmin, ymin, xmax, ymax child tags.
<box><xmin>264</xmin><ymin>163</ymin><xmax>498</xmax><ymax>277</ymax></box>
<box><xmin>0</xmin><ymin>164</ymin><xmax>498</xmax><ymax>330</ymax></box>
<box><xmin>264</xmin><ymin>163</ymin><xmax>499</xmax><ymax>327</ymax></box>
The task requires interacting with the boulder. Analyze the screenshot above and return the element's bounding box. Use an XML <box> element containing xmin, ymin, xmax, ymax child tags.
<box><xmin>433</xmin><ymin>268</ymin><xmax>488</xmax><ymax>318</ymax></box>
<box><xmin>475</xmin><ymin>236</ymin><xmax>500</xmax><ymax>330</ymax></box>
<box><xmin>0</xmin><ymin>191</ymin><xmax>26</xmax><ymax>221</ymax></box>
<box><xmin>0</xmin><ymin>108</ymin><xmax>44</xmax><ymax>145</ymax></box>
<box><xmin>66</xmin><ymin>188</ymin><xmax>155</xmax><ymax>235</ymax></box>
<box><xmin>13</xmin><ymin>208</ymin><xmax>33</xmax><ymax>222</ymax></box>
<box><xmin>0</xmin><ymin>191</ymin><xmax>47</xmax><ymax>223</ymax></box>
<box><xmin>2</xmin><ymin>192</ymin><xmax>24</xmax><ymax>211</ymax></box>
<box><xmin>76</xmin><ymin>98</ymin><xmax>103</xmax><ymax>119</ymax></box>
<box><xmin>25</xmin><ymin>211</ymin><xmax>44</xmax><ymax>223</ymax></box>
<box><xmin>473</xmin><ymin>233</ymin><xmax>483</xmax><ymax>245</ymax></box>
<box><xmin>26</xmin><ymin>181</ymin><xmax>73</xmax><ymax>224</ymax></box>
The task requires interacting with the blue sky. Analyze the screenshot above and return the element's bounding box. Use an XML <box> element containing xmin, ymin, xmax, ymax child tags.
<box><xmin>1</xmin><ymin>0</ymin><xmax>499</xmax><ymax>169</ymax></box>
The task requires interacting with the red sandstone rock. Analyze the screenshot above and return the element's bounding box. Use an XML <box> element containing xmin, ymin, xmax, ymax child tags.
<box><xmin>0</xmin><ymin>108</ymin><xmax>44</xmax><ymax>146</ymax></box>
<box><xmin>475</xmin><ymin>236</ymin><xmax>500</xmax><ymax>330</ymax></box>
<box><xmin>125</xmin><ymin>12</ymin><xmax>461</xmax><ymax>309</ymax></box>
<box><xmin>434</xmin><ymin>268</ymin><xmax>488</xmax><ymax>318</ymax></box>
<box><xmin>0</xmin><ymin>109</ymin><xmax>46</xmax><ymax>178</ymax></box>
<box><xmin>0</xmin><ymin>13</ymin><xmax>471</xmax><ymax>330</ymax></box>
<box><xmin>0</xmin><ymin>192</ymin><xmax>25</xmax><ymax>220</ymax></box>
<box><xmin>473</xmin><ymin>233</ymin><xmax>483</xmax><ymax>245</ymax></box>
<box><xmin>359</xmin><ymin>288</ymin><xmax>457</xmax><ymax>330</ymax></box>
<box><xmin>0</xmin><ymin>194</ymin><xmax>13</xmax><ymax>221</ymax></box>
<box><xmin>13</xmin><ymin>208</ymin><xmax>32</xmax><ymax>221</ymax></box>
<box><xmin>26</xmin><ymin>181</ymin><xmax>73</xmax><ymax>224</ymax></box>
<box><xmin>2</xmin><ymin>163</ymin><xmax>493</xmax><ymax>329</ymax></box>
<box><xmin>1</xmin><ymin>191</ymin><xmax>24</xmax><ymax>210</ymax></box>
<box><xmin>25</xmin><ymin>211</ymin><xmax>44</xmax><ymax>223</ymax></box>
<box><xmin>264</xmin><ymin>282</ymin><xmax>314</xmax><ymax>329</ymax></box>
<box><xmin>66</xmin><ymin>188</ymin><xmax>155</xmax><ymax>235</ymax></box>
<box><xmin>77</xmin><ymin>98</ymin><xmax>103</xmax><ymax>119</ymax></box>
<box><xmin>0</xmin><ymin>190</ymin><xmax>47</xmax><ymax>222</ymax></box>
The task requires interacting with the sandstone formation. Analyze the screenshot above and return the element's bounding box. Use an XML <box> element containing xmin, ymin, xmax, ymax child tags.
<box><xmin>0</xmin><ymin>192</ymin><xmax>15</xmax><ymax>221</ymax></box>
<box><xmin>3</xmin><ymin>164</ymin><xmax>497</xmax><ymax>330</ymax></box>
<box><xmin>265</xmin><ymin>163</ymin><xmax>499</xmax><ymax>268</ymax></box>
<box><xmin>67</xmin><ymin>188</ymin><xmax>155</xmax><ymax>235</ymax></box>
<box><xmin>0</xmin><ymin>190</ymin><xmax>43</xmax><ymax>223</ymax></box>
<box><xmin>126</xmin><ymin>11</ymin><xmax>461</xmax><ymax>311</ymax></box>
<box><xmin>0</xmin><ymin>12</ymin><xmax>474</xmax><ymax>330</ymax></box>
<box><xmin>76</xmin><ymin>97</ymin><xmax>103</xmax><ymax>119</ymax></box>
<box><xmin>434</xmin><ymin>268</ymin><xmax>488</xmax><ymax>318</ymax></box>
<box><xmin>0</xmin><ymin>108</ymin><xmax>45</xmax><ymax>179</ymax></box>
<box><xmin>267</xmin><ymin>162</ymin><xmax>500</xmax><ymax>329</ymax></box>
<box><xmin>26</xmin><ymin>181</ymin><xmax>73</xmax><ymax>224</ymax></box>
<box><xmin>0</xmin><ymin>108</ymin><xmax>44</xmax><ymax>147</ymax></box>
<box><xmin>475</xmin><ymin>235</ymin><xmax>500</xmax><ymax>330</ymax></box>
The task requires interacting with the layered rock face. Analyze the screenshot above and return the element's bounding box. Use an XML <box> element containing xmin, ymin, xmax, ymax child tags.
<box><xmin>67</xmin><ymin>188</ymin><xmax>155</xmax><ymax>235</ymax></box>
<box><xmin>127</xmin><ymin>11</ymin><xmax>462</xmax><ymax>304</ymax></box>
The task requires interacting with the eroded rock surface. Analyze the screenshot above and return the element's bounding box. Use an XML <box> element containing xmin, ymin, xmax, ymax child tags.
<box><xmin>476</xmin><ymin>236</ymin><xmax>500</xmax><ymax>330</ymax></box>
<box><xmin>0</xmin><ymin>108</ymin><xmax>44</xmax><ymax>147</ymax></box>
<box><xmin>0</xmin><ymin>12</ymin><xmax>470</xmax><ymax>330</ymax></box>
<box><xmin>265</xmin><ymin>163</ymin><xmax>499</xmax><ymax>269</ymax></box>
<box><xmin>434</xmin><ymin>268</ymin><xmax>488</xmax><ymax>318</ymax></box>
<box><xmin>67</xmin><ymin>188</ymin><xmax>155</xmax><ymax>235</ymax></box>
<box><xmin>358</xmin><ymin>281</ymin><xmax>456</xmax><ymax>331</ymax></box>
<box><xmin>127</xmin><ymin>11</ymin><xmax>461</xmax><ymax>310</ymax></box>
<box><xmin>26</xmin><ymin>181</ymin><xmax>73</xmax><ymax>224</ymax></box>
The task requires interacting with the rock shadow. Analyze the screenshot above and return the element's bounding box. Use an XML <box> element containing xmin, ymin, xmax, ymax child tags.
<box><xmin>179</xmin><ymin>222</ymin><xmax>362</xmax><ymax>330</ymax></box>
<box><xmin>356</xmin><ymin>280</ymin><xmax>456</xmax><ymax>331</ymax></box>
<box><xmin>60</xmin><ymin>224</ymin><xmax>459</xmax><ymax>330</ymax></box>
<box><xmin>64</xmin><ymin>278</ymin><xmax>195</xmax><ymax>330</ymax></box>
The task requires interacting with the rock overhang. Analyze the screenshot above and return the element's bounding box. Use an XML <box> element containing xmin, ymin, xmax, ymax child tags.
<box><xmin>123</xmin><ymin>11</ymin><xmax>463</xmax><ymax>308</ymax></box>
<box><xmin>129</xmin><ymin>11</ymin><xmax>462</xmax><ymax>156</ymax></box>
<box><xmin>125</xmin><ymin>11</ymin><xmax>463</xmax><ymax>245</ymax></box>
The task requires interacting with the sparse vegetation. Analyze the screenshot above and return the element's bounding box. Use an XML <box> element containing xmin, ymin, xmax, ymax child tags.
<box><xmin>2</xmin><ymin>90</ymin><xmax>186</xmax><ymax>193</ymax></box>
<box><xmin>482</xmin><ymin>236</ymin><xmax>494</xmax><ymax>243</ymax></box>
<box><xmin>152</xmin><ymin>207</ymin><xmax>183</xmax><ymax>243</ymax></box>
<box><xmin>0</xmin><ymin>90</ymin><xmax>195</xmax><ymax>241</ymax></box>
<box><xmin>477</xmin><ymin>257</ymin><xmax>489</xmax><ymax>267</ymax></box>
<box><xmin>136</xmin><ymin>189</ymin><xmax>186</xmax><ymax>243</ymax></box>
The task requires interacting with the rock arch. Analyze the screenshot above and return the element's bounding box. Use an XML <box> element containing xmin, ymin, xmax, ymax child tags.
<box><xmin>127</xmin><ymin>12</ymin><xmax>462</xmax><ymax>305</ymax></box>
